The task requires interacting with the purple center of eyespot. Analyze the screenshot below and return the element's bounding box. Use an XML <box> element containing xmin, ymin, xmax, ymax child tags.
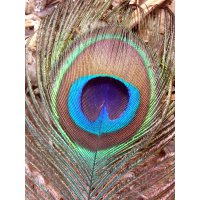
<box><xmin>81</xmin><ymin>77</ymin><xmax>129</xmax><ymax>121</ymax></box>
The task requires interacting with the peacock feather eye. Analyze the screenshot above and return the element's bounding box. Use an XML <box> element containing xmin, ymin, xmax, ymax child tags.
<box><xmin>50</xmin><ymin>28</ymin><xmax>157</xmax><ymax>150</ymax></box>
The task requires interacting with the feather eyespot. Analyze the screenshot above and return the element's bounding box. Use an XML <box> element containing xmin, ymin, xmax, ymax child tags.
<box><xmin>51</xmin><ymin>27</ymin><xmax>159</xmax><ymax>150</ymax></box>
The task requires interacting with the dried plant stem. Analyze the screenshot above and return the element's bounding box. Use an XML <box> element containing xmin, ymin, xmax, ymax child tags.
<box><xmin>130</xmin><ymin>0</ymin><xmax>168</xmax><ymax>27</ymax></box>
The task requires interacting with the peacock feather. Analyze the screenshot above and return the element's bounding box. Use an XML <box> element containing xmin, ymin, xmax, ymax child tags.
<box><xmin>25</xmin><ymin>0</ymin><xmax>175</xmax><ymax>199</ymax></box>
